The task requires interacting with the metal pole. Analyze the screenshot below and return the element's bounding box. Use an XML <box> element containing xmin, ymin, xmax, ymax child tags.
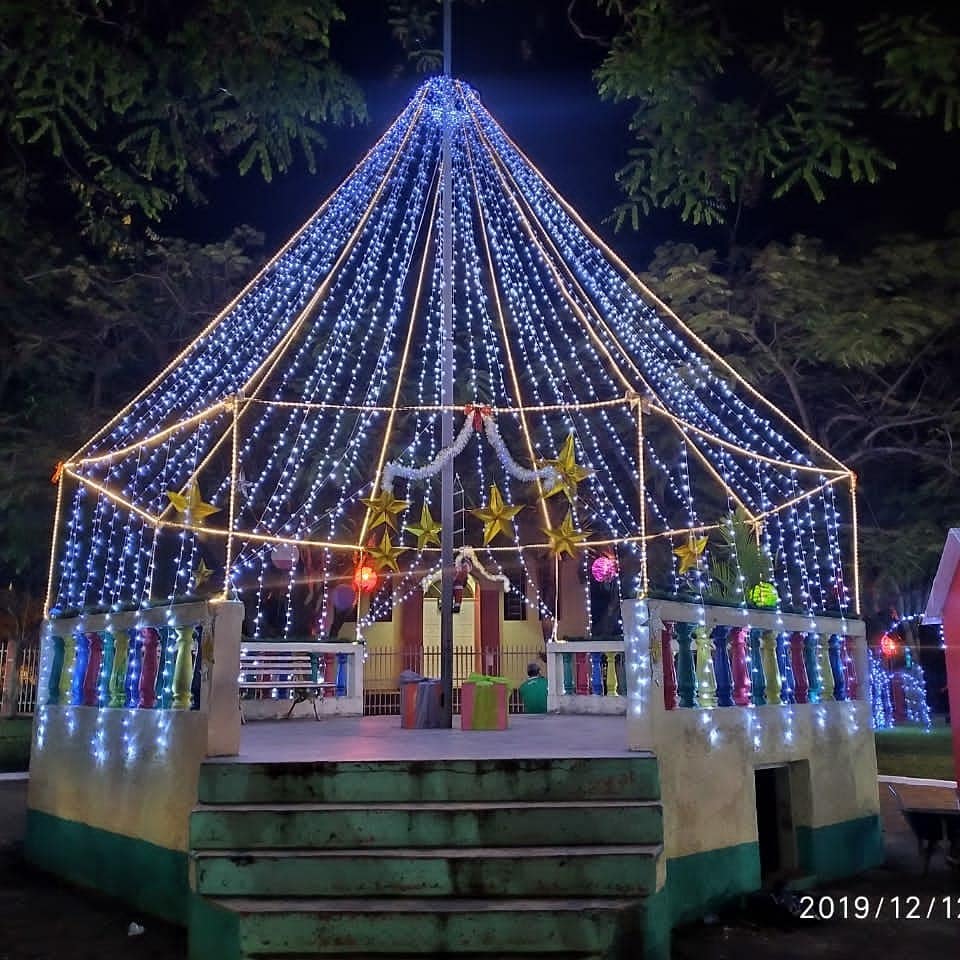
<box><xmin>439</xmin><ymin>0</ymin><xmax>455</xmax><ymax>726</ymax></box>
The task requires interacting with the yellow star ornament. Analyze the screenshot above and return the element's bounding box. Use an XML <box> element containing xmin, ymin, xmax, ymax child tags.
<box><xmin>365</xmin><ymin>530</ymin><xmax>408</xmax><ymax>573</ymax></box>
<box><xmin>166</xmin><ymin>480</ymin><xmax>219</xmax><ymax>525</ymax></box>
<box><xmin>542</xmin><ymin>433</ymin><xmax>593</xmax><ymax>502</ymax></box>
<box><xmin>193</xmin><ymin>559</ymin><xmax>214</xmax><ymax>588</ymax></box>
<box><xmin>471</xmin><ymin>484</ymin><xmax>523</xmax><ymax>545</ymax></box>
<box><xmin>405</xmin><ymin>502</ymin><xmax>442</xmax><ymax>549</ymax></box>
<box><xmin>673</xmin><ymin>535</ymin><xmax>708</xmax><ymax>574</ymax></box>
<box><xmin>361</xmin><ymin>487</ymin><xmax>409</xmax><ymax>531</ymax></box>
<box><xmin>544</xmin><ymin>511</ymin><xmax>590</xmax><ymax>557</ymax></box>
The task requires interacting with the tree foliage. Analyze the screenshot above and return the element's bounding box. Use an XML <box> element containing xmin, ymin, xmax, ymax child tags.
<box><xmin>641</xmin><ymin>224</ymin><xmax>960</xmax><ymax>610</ymax></box>
<box><xmin>595</xmin><ymin>1</ymin><xmax>958</xmax><ymax>234</ymax></box>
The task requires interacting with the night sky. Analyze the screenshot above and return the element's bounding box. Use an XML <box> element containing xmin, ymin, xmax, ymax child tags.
<box><xmin>179</xmin><ymin>0</ymin><xmax>960</xmax><ymax>270</ymax></box>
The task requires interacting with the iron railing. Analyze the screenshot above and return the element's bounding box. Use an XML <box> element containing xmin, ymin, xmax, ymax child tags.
<box><xmin>0</xmin><ymin>639</ymin><xmax>39</xmax><ymax>715</ymax></box>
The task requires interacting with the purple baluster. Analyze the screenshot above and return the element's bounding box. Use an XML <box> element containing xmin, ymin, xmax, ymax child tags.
<box><xmin>729</xmin><ymin>627</ymin><xmax>752</xmax><ymax>706</ymax></box>
<box><xmin>712</xmin><ymin>626</ymin><xmax>734</xmax><ymax>706</ymax></box>
<box><xmin>789</xmin><ymin>632</ymin><xmax>809</xmax><ymax>704</ymax></box>
<box><xmin>138</xmin><ymin>627</ymin><xmax>160</xmax><ymax>708</ymax></box>
<box><xmin>82</xmin><ymin>632</ymin><xmax>104</xmax><ymax>706</ymax></box>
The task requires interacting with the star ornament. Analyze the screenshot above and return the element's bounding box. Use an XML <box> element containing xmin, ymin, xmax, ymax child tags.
<box><xmin>193</xmin><ymin>559</ymin><xmax>214</xmax><ymax>588</ymax></box>
<box><xmin>544</xmin><ymin>511</ymin><xmax>590</xmax><ymax>557</ymax></box>
<box><xmin>361</xmin><ymin>487</ymin><xmax>409</xmax><ymax>531</ymax></box>
<box><xmin>542</xmin><ymin>434</ymin><xmax>592</xmax><ymax>502</ymax></box>
<box><xmin>166</xmin><ymin>480</ymin><xmax>219</xmax><ymax>525</ymax></box>
<box><xmin>405</xmin><ymin>502</ymin><xmax>442</xmax><ymax>549</ymax></box>
<box><xmin>471</xmin><ymin>484</ymin><xmax>523</xmax><ymax>545</ymax></box>
<box><xmin>365</xmin><ymin>530</ymin><xmax>408</xmax><ymax>573</ymax></box>
<box><xmin>673</xmin><ymin>535</ymin><xmax>709</xmax><ymax>574</ymax></box>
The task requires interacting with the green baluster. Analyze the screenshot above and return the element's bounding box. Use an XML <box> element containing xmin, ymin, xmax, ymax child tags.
<box><xmin>817</xmin><ymin>633</ymin><xmax>835</xmax><ymax>702</ymax></box>
<box><xmin>803</xmin><ymin>633</ymin><xmax>822</xmax><ymax>704</ymax></box>
<box><xmin>759</xmin><ymin>630</ymin><xmax>782</xmax><ymax>705</ymax></box>
<box><xmin>108</xmin><ymin>629</ymin><xmax>130</xmax><ymax>708</ymax></box>
<box><xmin>172</xmin><ymin>625</ymin><xmax>195</xmax><ymax>709</ymax></box>
<box><xmin>561</xmin><ymin>652</ymin><xmax>574</xmax><ymax>695</ymax></box>
<box><xmin>694</xmin><ymin>625</ymin><xmax>717</xmax><ymax>708</ymax></box>
<box><xmin>46</xmin><ymin>635</ymin><xmax>65</xmax><ymax>706</ymax></box>
<box><xmin>675</xmin><ymin>621</ymin><xmax>696</xmax><ymax>708</ymax></box>
<box><xmin>58</xmin><ymin>633</ymin><xmax>77</xmax><ymax>705</ymax></box>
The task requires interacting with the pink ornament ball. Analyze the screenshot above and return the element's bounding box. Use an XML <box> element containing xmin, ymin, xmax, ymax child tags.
<box><xmin>591</xmin><ymin>555</ymin><xmax>618</xmax><ymax>583</ymax></box>
<box><xmin>271</xmin><ymin>543</ymin><xmax>300</xmax><ymax>570</ymax></box>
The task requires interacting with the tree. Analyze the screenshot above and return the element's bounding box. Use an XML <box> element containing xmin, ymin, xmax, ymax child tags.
<box><xmin>594</xmin><ymin>1</ymin><xmax>959</xmax><ymax>239</ymax></box>
<box><xmin>641</xmin><ymin>224</ymin><xmax>960</xmax><ymax>611</ymax></box>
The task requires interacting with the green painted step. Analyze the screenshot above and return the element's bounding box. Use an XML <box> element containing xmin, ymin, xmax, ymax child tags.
<box><xmin>192</xmin><ymin>844</ymin><xmax>662</xmax><ymax>898</ymax></box>
<box><xmin>190</xmin><ymin>800</ymin><xmax>662</xmax><ymax>850</ymax></box>
<box><xmin>198</xmin><ymin>756</ymin><xmax>659</xmax><ymax>805</ymax></box>
<box><xmin>189</xmin><ymin>895</ymin><xmax>649</xmax><ymax>958</ymax></box>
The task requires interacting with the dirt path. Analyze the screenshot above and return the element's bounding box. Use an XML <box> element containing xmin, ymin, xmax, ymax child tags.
<box><xmin>0</xmin><ymin>777</ymin><xmax>956</xmax><ymax>959</ymax></box>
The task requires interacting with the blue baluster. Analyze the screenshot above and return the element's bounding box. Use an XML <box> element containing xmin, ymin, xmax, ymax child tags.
<box><xmin>712</xmin><ymin>626</ymin><xmax>734</xmax><ymax>707</ymax></box>
<box><xmin>803</xmin><ymin>633</ymin><xmax>822</xmax><ymax>704</ymax></box>
<box><xmin>335</xmin><ymin>652</ymin><xmax>348</xmax><ymax>697</ymax></box>
<box><xmin>777</xmin><ymin>633</ymin><xmax>795</xmax><ymax>704</ymax></box>
<box><xmin>829</xmin><ymin>634</ymin><xmax>847</xmax><ymax>701</ymax></box>
<box><xmin>47</xmin><ymin>635</ymin><xmax>65</xmax><ymax>706</ymax></box>
<box><xmin>749</xmin><ymin>628</ymin><xmax>766</xmax><ymax>705</ymax></box>
<box><xmin>590</xmin><ymin>652</ymin><xmax>604</xmax><ymax>695</ymax></box>
<box><xmin>70</xmin><ymin>631</ymin><xmax>89</xmax><ymax>706</ymax></box>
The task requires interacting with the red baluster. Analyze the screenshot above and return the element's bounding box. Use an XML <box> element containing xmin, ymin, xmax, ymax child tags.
<box><xmin>729</xmin><ymin>627</ymin><xmax>752</xmax><ymax>706</ymax></box>
<box><xmin>661</xmin><ymin>621</ymin><xmax>679</xmax><ymax>710</ymax></box>
<box><xmin>574</xmin><ymin>653</ymin><xmax>589</xmax><ymax>695</ymax></box>
<box><xmin>789</xmin><ymin>632</ymin><xmax>809</xmax><ymax>704</ymax></box>
<box><xmin>138</xmin><ymin>627</ymin><xmax>161</xmax><ymax>709</ymax></box>
<box><xmin>82</xmin><ymin>631</ymin><xmax>104</xmax><ymax>706</ymax></box>
<box><xmin>842</xmin><ymin>636</ymin><xmax>859</xmax><ymax>699</ymax></box>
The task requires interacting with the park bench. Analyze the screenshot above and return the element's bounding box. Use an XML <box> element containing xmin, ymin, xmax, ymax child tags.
<box><xmin>239</xmin><ymin>640</ymin><xmax>338</xmax><ymax>721</ymax></box>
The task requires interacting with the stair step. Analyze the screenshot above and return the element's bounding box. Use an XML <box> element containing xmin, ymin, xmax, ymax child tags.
<box><xmin>192</xmin><ymin>844</ymin><xmax>662</xmax><ymax>898</ymax></box>
<box><xmin>191</xmin><ymin>896</ymin><xmax>648</xmax><ymax>958</ymax></box>
<box><xmin>190</xmin><ymin>800</ymin><xmax>662</xmax><ymax>850</ymax></box>
<box><xmin>198</xmin><ymin>756</ymin><xmax>659</xmax><ymax>805</ymax></box>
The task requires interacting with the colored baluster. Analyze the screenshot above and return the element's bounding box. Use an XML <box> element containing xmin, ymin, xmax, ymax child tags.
<box><xmin>675</xmin><ymin>621</ymin><xmax>697</xmax><ymax>708</ymax></box>
<box><xmin>614</xmin><ymin>653</ymin><xmax>626</xmax><ymax>698</ymax></box>
<box><xmin>828</xmin><ymin>634</ymin><xmax>847</xmax><ymax>701</ymax></box>
<box><xmin>59</xmin><ymin>632</ymin><xmax>77</xmax><ymax>705</ymax></box>
<box><xmin>842</xmin><ymin>636</ymin><xmax>859</xmax><ymax>699</ymax></box>
<box><xmin>82</xmin><ymin>632</ymin><xmax>104</xmax><ymax>706</ymax></box>
<box><xmin>778</xmin><ymin>633</ymin><xmax>796</xmax><ymax>704</ymax></box>
<box><xmin>172</xmin><ymin>625</ymin><xmax>195</xmax><ymax>709</ymax></box>
<box><xmin>601</xmin><ymin>652</ymin><xmax>612</xmax><ymax>695</ymax></box>
<box><xmin>803</xmin><ymin>633</ymin><xmax>822</xmax><ymax>704</ymax></box>
<box><xmin>155</xmin><ymin>627</ymin><xmax>172</xmax><ymax>708</ymax></box>
<box><xmin>190</xmin><ymin>627</ymin><xmax>203</xmax><ymax>710</ymax></box>
<box><xmin>590</xmin><ymin>652</ymin><xmax>604</xmax><ymax>695</ymax></box>
<box><xmin>561</xmin><ymin>652</ymin><xmax>574</xmax><ymax>695</ymax></box>
<box><xmin>125</xmin><ymin>629</ymin><xmax>142</xmax><ymax>707</ymax></box>
<box><xmin>100</xmin><ymin>631</ymin><xmax>116</xmax><ymax>706</ymax></box>
<box><xmin>789</xmin><ymin>632</ymin><xmax>809</xmax><ymax>704</ymax></box>
<box><xmin>574</xmin><ymin>653</ymin><xmax>589</xmax><ymax>695</ymax></box>
<box><xmin>712</xmin><ymin>626</ymin><xmax>734</xmax><ymax>707</ymax></box>
<box><xmin>750</xmin><ymin>629</ymin><xmax>766</xmax><ymax>706</ymax></box>
<box><xmin>661</xmin><ymin>621</ymin><xmax>679</xmax><ymax>710</ymax></box>
<box><xmin>817</xmin><ymin>633</ymin><xmax>835</xmax><ymax>702</ymax></box>
<box><xmin>335</xmin><ymin>652</ymin><xmax>348</xmax><ymax>697</ymax></box>
<box><xmin>694</xmin><ymin>626</ymin><xmax>717</xmax><ymax>708</ymax></box>
<box><xmin>108</xmin><ymin>629</ymin><xmax>130</xmax><ymax>708</ymax></box>
<box><xmin>729</xmin><ymin>627</ymin><xmax>752</xmax><ymax>706</ymax></box>
<box><xmin>759</xmin><ymin>630</ymin><xmax>781</xmax><ymax>705</ymax></box>
<box><xmin>70</xmin><ymin>631</ymin><xmax>89</xmax><ymax>706</ymax></box>
<box><xmin>138</xmin><ymin>627</ymin><xmax>160</xmax><ymax>708</ymax></box>
<box><xmin>309</xmin><ymin>652</ymin><xmax>321</xmax><ymax>684</ymax></box>
<box><xmin>47</xmin><ymin>635</ymin><xmax>65</xmax><ymax>706</ymax></box>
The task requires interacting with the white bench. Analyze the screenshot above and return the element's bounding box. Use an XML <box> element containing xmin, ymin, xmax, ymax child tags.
<box><xmin>239</xmin><ymin>641</ymin><xmax>340</xmax><ymax>721</ymax></box>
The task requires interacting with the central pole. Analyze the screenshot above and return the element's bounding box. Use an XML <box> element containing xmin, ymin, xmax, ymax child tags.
<box><xmin>439</xmin><ymin>0</ymin><xmax>455</xmax><ymax>727</ymax></box>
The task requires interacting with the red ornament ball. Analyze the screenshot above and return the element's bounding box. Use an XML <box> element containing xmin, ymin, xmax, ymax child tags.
<box><xmin>353</xmin><ymin>564</ymin><xmax>379</xmax><ymax>593</ymax></box>
<box><xmin>879</xmin><ymin>632</ymin><xmax>899</xmax><ymax>658</ymax></box>
<box><xmin>591</xmin><ymin>555</ymin><xmax>618</xmax><ymax>583</ymax></box>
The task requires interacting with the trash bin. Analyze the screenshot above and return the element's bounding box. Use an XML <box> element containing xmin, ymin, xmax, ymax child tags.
<box><xmin>400</xmin><ymin>670</ymin><xmax>447</xmax><ymax>729</ymax></box>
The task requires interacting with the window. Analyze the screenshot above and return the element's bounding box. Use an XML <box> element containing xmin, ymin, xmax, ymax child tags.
<box><xmin>503</xmin><ymin>569</ymin><xmax>527</xmax><ymax>621</ymax></box>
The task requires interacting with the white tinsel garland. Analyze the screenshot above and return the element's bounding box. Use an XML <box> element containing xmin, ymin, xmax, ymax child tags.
<box><xmin>382</xmin><ymin>411</ymin><xmax>560</xmax><ymax>494</ymax></box>
<box><xmin>419</xmin><ymin>546</ymin><xmax>512</xmax><ymax>593</ymax></box>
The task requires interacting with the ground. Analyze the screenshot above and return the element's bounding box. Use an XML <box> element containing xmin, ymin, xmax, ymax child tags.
<box><xmin>1</xmin><ymin>775</ymin><xmax>957</xmax><ymax>959</ymax></box>
<box><xmin>874</xmin><ymin>724</ymin><xmax>955</xmax><ymax>780</ymax></box>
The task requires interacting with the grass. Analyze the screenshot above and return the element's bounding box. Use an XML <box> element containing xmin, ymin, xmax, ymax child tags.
<box><xmin>874</xmin><ymin>723</ymin><xmax>956</xmax><ymax>781</ymax></box>
<box><xmin>0</xmin><ymin>716</ymin><xmax>32</xmax><ymax>773</ymax></box>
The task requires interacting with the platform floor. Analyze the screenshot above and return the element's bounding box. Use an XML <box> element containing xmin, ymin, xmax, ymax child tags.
<box><xmin>232</xmin><ymin>714</ymin><xmax>641</xmax><ymax>763</ymax></box>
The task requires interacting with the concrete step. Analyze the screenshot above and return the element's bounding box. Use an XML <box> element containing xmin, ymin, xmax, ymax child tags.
<box><xmin>197</xmin><ymin>756</ymin><xmax>660</xmax><ymax>805</ymax></box>
<box><xmin>190</xmin><ymin>799</ymin><xmax>663</xmax><ymax>850</ymax></box>
<box><xmin>189</xmin><ymin>895</ymin><xmax>649</xmax><ymax>958</ymax></box>
<box><xmin>192</xmin><ymin>844</ymin><xmax>662</xmax><ymax>898</ymax></box>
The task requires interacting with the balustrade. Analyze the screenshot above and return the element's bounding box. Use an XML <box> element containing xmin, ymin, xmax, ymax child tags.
<box><xmin>545</xmin><ymin>638</ymin><xmax>626</xmax><ymax>713</ymax></box>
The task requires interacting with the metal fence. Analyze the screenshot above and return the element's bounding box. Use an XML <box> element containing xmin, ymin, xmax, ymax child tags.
<box><xmin>363</xmin><ymin>644</ymin><xmax>544</xmax><ymax>716</ymax></box>
<box><xmin>0</xmin><ymin>639</ymin><xmax>40</xmax><ymax>716</ymax></box>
